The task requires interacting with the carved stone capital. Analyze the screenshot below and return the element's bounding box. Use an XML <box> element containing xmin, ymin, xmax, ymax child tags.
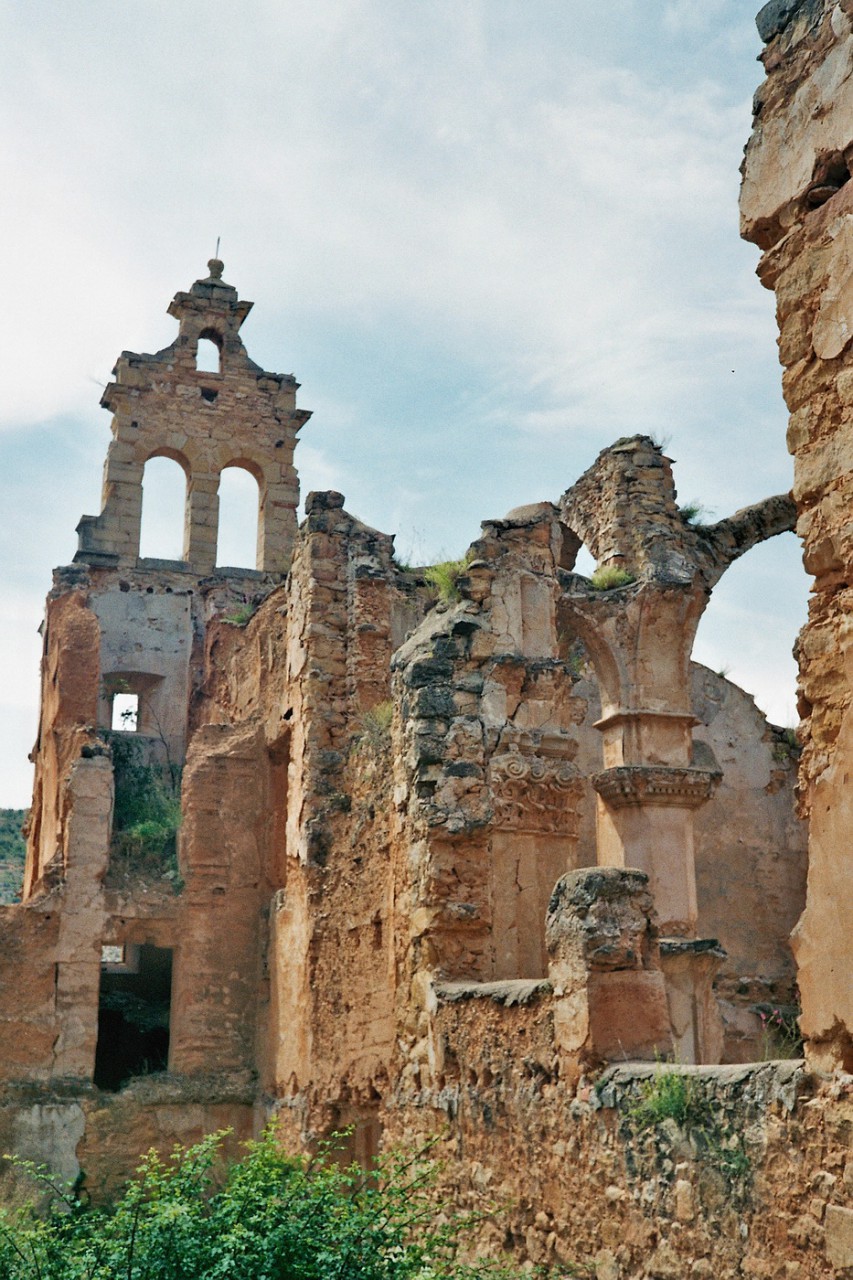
<box><xmin>592</xmin><ymin>765</ymin><xmax>721</xmax><ymax>810</ymax></box>
<box><xmin>489</xmin><ymin>744</ymin><xmax>582</xmax><ymax>832</ymax></box>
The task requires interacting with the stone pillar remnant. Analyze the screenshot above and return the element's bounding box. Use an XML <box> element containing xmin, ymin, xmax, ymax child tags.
<box><xmin>546</xmin><ymin>867</ymin><xmax>672</xmax><ymax>1067</ymax></box>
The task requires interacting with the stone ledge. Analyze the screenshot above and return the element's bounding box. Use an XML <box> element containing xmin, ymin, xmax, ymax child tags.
<box><xmin>594</xmin><ymin>1057</ymin><xmax>809</xmax><ymax>1113</ymax></box>
<box><xmin>434</xmin><ymin>979</ymin><xmax>552</xmax><ymax>1007</ymax></box>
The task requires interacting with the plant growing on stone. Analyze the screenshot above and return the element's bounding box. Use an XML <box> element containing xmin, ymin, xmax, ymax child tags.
<box><xmin>627</xmin><ymin>1066</ymin><xmax>696</xmax><ymax>1129</ymax></box>
<box><xmin>354</xmin><ymin>701</ymin><xmax>394</xmax><ymax>754</ymax></box>
<box><xmin>679</xmin><ymin>500</ymin><xmax>711</xmax><ymax>525</ymax></box>
<box><xmin>222</xmin><ymin>602</ymin><xmax>256</xmax><ymax>627</ymax></box>
<box><xmin>0</xmin><ymin>1128</ymin><xmax>571</xmax><ymax>1279</ymax></box>
<box><xmin>108</xmin><ymin>733</ymin><xmax>182</xmax><ymax>883</ymax></box>
<box><xmin>424</xmin><ymin>554</ymin><xmax>472</xmax><ymax>602</ymax></box>
<box><xmin>589</xmin><ymin>566</ymin><xmax>635</xmax><ymax>592</ymax></box>
<box><xmin>757</xmin><ymin>1005</ymin><xmax>803</xmax><ymax>1060</ymax></box>
<box><xmin>620</xmin><ymin>1067</ymin><xmax>753</xmax><ymax>1203</ymax></box>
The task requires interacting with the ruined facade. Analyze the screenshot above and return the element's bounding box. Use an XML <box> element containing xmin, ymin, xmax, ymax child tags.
<box><xmin>2</xmin><ymin>3</ymin><xmax>853</xmax><ymax>1272</ymax></box>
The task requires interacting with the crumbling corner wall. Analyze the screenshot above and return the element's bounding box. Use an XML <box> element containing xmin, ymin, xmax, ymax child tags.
<box><xmin>741</xmin><ymin>0</ymin><xmax>853</xmax><ymax>1069</ymax></box>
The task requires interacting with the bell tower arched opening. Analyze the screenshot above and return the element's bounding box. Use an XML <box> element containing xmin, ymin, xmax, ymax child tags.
<box><xmin>216</xmin><ymin>463</ymin><xmax>262</xmax><ymax>570</ymax></box>
<box><xmin>139</xmin><ymin>455</ymin><xmax>189</xmax><ymax>562</ymax></box>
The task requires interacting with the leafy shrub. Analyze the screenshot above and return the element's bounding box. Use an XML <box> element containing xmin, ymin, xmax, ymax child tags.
<box><xmin>0</xmin><ymin>1129</ymin><xmax>568</xmax><ymax>1279</ymax></box>
<box><xmin>0</xmin><ymin>810</ymin><xmax>27</xmax><ymax>904</ymax></box>
<box><xmin>627</xmin><ymin>1067</ymin><xmax>696</xmax><ymax>1129</ymax></box>
<box><xmin>589</xmin><ymin>566</ymin><xmax>635</xmax><ymax>592</ymax></box>
<box><xmin>108</xmin><ymin>735</ymin><xmax>181</xmax><ymax>881</ymax></box>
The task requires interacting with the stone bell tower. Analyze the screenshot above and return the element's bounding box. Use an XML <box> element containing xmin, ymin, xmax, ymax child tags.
<box><xmin>75</xmin><ymin>259</ymin><xmax>310</xmax><ymax>575</ymax></box>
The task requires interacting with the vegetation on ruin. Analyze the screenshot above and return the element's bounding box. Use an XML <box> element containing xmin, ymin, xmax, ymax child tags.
<box><xmin>589</xmin><ymin>566</ymin><xmax>635</xmax><ymax>591</ymax></box>
<box><xmin>222</xmin><ymin>602</ymin><xmax>257</xmax><ymax>627</ymax></box>
<box><xmin>0</xmin><ymin>1129</ymin><xmax>576</xmax><ymax>1279</ymax></box>
<box><xmin>353</xmin><ymin>700</ymin><xmax>394</xmax><ymax>754</ymax></box>
<box><xmin>0</xmin><ymin>809</ymin><xmax>27</xmax><ymax>904</ymax></box>
<box><xmin>424</xmin><ymin>554</ymin><xmax>472</xmax><ymax>602</ymax></box>
<box><xmin>771</xmin><ymin>726</ymin><xmax>800</xmax><ymax>764</ymax></box>
<box><xmin>108</xmin><ymin>735</ymin><xmax>182</xmax><ymax>885</ymax></box>
<box><xmin>678</xmin><ymin>500</ymin><xmax>711</xmax><ymax>525</ymax></box>
<box><xmin>619</xmin><ymin>1067</ymin><xmax>753</xmax><ymax>1202</ymax></box>
<box><xmin>757</xmin><ymin>1004</ymin><xmax>803</xmax><ymax>1060</ymax></box>
<box><xmin>626</xmin><ymin>1066</ymin><xmax>696</xmax><ymax>1129</ymax></box>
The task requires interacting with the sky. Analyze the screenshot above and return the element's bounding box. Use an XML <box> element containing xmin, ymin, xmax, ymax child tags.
<box><xmin>0</xmin><ymin>0</ymin><xmax>808</xmax><ymax>807</ymax></box>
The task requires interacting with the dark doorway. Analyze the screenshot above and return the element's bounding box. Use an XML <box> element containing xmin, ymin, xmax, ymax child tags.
<box><xmin>94</xmin><ymin>943</ymin><xmax>172</xmax><ymax>1091</ymax></box>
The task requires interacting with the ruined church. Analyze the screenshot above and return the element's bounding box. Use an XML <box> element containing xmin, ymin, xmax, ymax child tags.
<box><xmin>1</xmin><ymin>2</ymin><xmax>853</xmax><ymax>1276</ymax></box>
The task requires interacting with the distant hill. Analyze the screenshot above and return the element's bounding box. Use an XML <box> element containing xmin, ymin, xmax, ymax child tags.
<box><xmin>0</xmin><ymin>809</ymin><xmax>27</xmax><ymax>904</ymax></box>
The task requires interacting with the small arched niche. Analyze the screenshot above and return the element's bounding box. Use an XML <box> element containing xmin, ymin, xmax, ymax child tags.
<box><xmin>196</xmin><ymin>330</ymin><xmax>222</xmax><ymax>374</ymax></box>
<box><xmin>216</xmin><ymin>462</ymin><xmax>261</xmax><ymax>570</ymax></box>
<box><xmin>139</xmin><ymin>454</ymin><xmax>189</xmax><ymax>561</ymax></box>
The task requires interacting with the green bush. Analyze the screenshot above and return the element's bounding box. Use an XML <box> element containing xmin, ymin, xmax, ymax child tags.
<box><xmin>627</xmin><ymin>1068</ymin><xmax>696</xmax><ymax>1129</ymax></box>
<box><xmin>424</xmin><ymin>555</ymin><xmax>471</xmax><ymax>602</ymax></box>
<box><xmin>0</xmin><ymin>1129</ymin><xmax>566</xmax><ymax>1279</ymax></box>
<box><xmin>0</xmin><ymin>810</ymin><xmax>27</xmax><ymax>904</ymax></box>
<box><xmin>589</xmin><ymin>566</ymin><xmax>635</xmax><ymax>592</ymax></box>
<box><xmin>108</xmin><ymin>735</ymin><xmax>181</xmax><ymax>880</ymax></box>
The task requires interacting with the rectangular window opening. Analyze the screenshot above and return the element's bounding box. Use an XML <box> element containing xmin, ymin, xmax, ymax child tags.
<box><xmin>94</xmin><ymin>942</ymin><xmax>172</xmax><ymax>1092</ymax></box>
<box><xmin>111</xmin><ymin>692</ymin><xmax>139</xmax><ymax>732</ymax></box>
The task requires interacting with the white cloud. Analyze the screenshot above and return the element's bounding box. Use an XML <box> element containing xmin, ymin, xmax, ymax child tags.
<box><xmin>0</xmin><ymin>1</ymin><xmax>805</xmax><ymax>802</ymax></box>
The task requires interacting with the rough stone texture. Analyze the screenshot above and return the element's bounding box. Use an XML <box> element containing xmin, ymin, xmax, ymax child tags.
<box><xmin>381</xmin><ymin>1054</ymin><xmax>853</xmax><ymax>1280</ymax></box>
<box><xmin>546</xmin><ymin>869</ymin><xmax>673</xmax><ymax>1068</ymax></box>
<box><xmin>0</xmin><ymin>262</ymin><xmax>836</xmax><ymax>1278</ymax></box>
<box><xmin>741</xmin><ymin>0</ymin><xmax>853</xmax><ymax>1070</ymax></box>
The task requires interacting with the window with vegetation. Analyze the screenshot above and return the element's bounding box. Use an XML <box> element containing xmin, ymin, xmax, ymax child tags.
<box><xmin>111</xmin><ymin>691</ymin><xmax>139</xmax><ymax>731</ymax></box>
<box><xmin>108</xmin><ymin>734</ymin><xmax>181</xmax><ymax>886</ymax></box>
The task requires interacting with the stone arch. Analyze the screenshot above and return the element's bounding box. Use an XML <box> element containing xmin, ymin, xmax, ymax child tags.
<box><xmin>556</xmin><ymin>594</ymin><xmax>623</xmax><ymax>721</ymax></box>
<box><xmin>139</xmin><ymin>453</ymin><xmax>190</xmax><ymax>562</ymax></box>
<box><xmin>216</xmin><ymin>461</ymin><xmax>262</xmax><ymax>570</ymax></box>
<box><xmin>196</xmin><ymin>327</ymin><xmax>223</xmax><ymax>374</ymax></box>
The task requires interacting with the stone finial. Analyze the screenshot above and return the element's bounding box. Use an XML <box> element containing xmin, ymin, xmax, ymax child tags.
<box><xmin>207</xmin><ymin>258</ymin><xmax>225</xmax><ymax>280</ymax></box>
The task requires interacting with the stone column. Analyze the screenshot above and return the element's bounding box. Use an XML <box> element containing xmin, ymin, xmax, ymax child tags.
<box><xmin>557</xmin><ymin>437</ymin><xmax>794</xmax><ymax>1060</ymax></box>
<box><xmin>185</xmin><ymin>472</ymin><xmax>219</xmax><ymax>572</ymax></box>
<box><xmin>592</xmin><ymin>760</ymin><xmax>721</xmax><ymax>937</ymax></box>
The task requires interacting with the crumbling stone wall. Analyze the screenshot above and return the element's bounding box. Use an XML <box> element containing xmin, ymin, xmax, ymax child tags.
<box><xmin>0</xmin><ymin>252</ymin><xmax>830</xmax><ymax>1277</ymax></box>
<box><xmin>741</xmin><ymin>0</ymin><xmax>853</xmax><ymax>1069</ymax></box>
<box><xmin>381</xmin><ymin>1060</ymin><xmax>853</xmax><ymax>1279</ymax></box>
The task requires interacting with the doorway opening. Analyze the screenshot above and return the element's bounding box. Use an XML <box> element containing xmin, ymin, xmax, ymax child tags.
<box><xmin>94</xmin><ymin>943</ymin><xmax>173</xmax><ymax>1091</ymax></box>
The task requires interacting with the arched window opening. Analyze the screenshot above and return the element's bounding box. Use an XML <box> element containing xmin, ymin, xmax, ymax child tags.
<box><xmin>216</xmin><ymin>465</ymin><xmax>260</xmax><ymax>569</ymax></box>
<box><xmin>139</xmin><ymin>456</ymin><xmax>187</xmax><ymax>561</ymax></box>
<box><xmin>196</xmin><ymin>334</ymin><xmax>221</xmax><ymax>374</ymax></box>
<box><xmin>573</xmin><ymin>545</ymin><xmax>597</xmax><ymax>577</ymax></box>
<box><xmin>691</xmin><ymin>533</ymin><xmax>807</xmax><ymax>728</ymax></box>
<box><xmin>556</xmin><ymin>522</ymin><xmax>596</xmax><ymax>578</ymax></box>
